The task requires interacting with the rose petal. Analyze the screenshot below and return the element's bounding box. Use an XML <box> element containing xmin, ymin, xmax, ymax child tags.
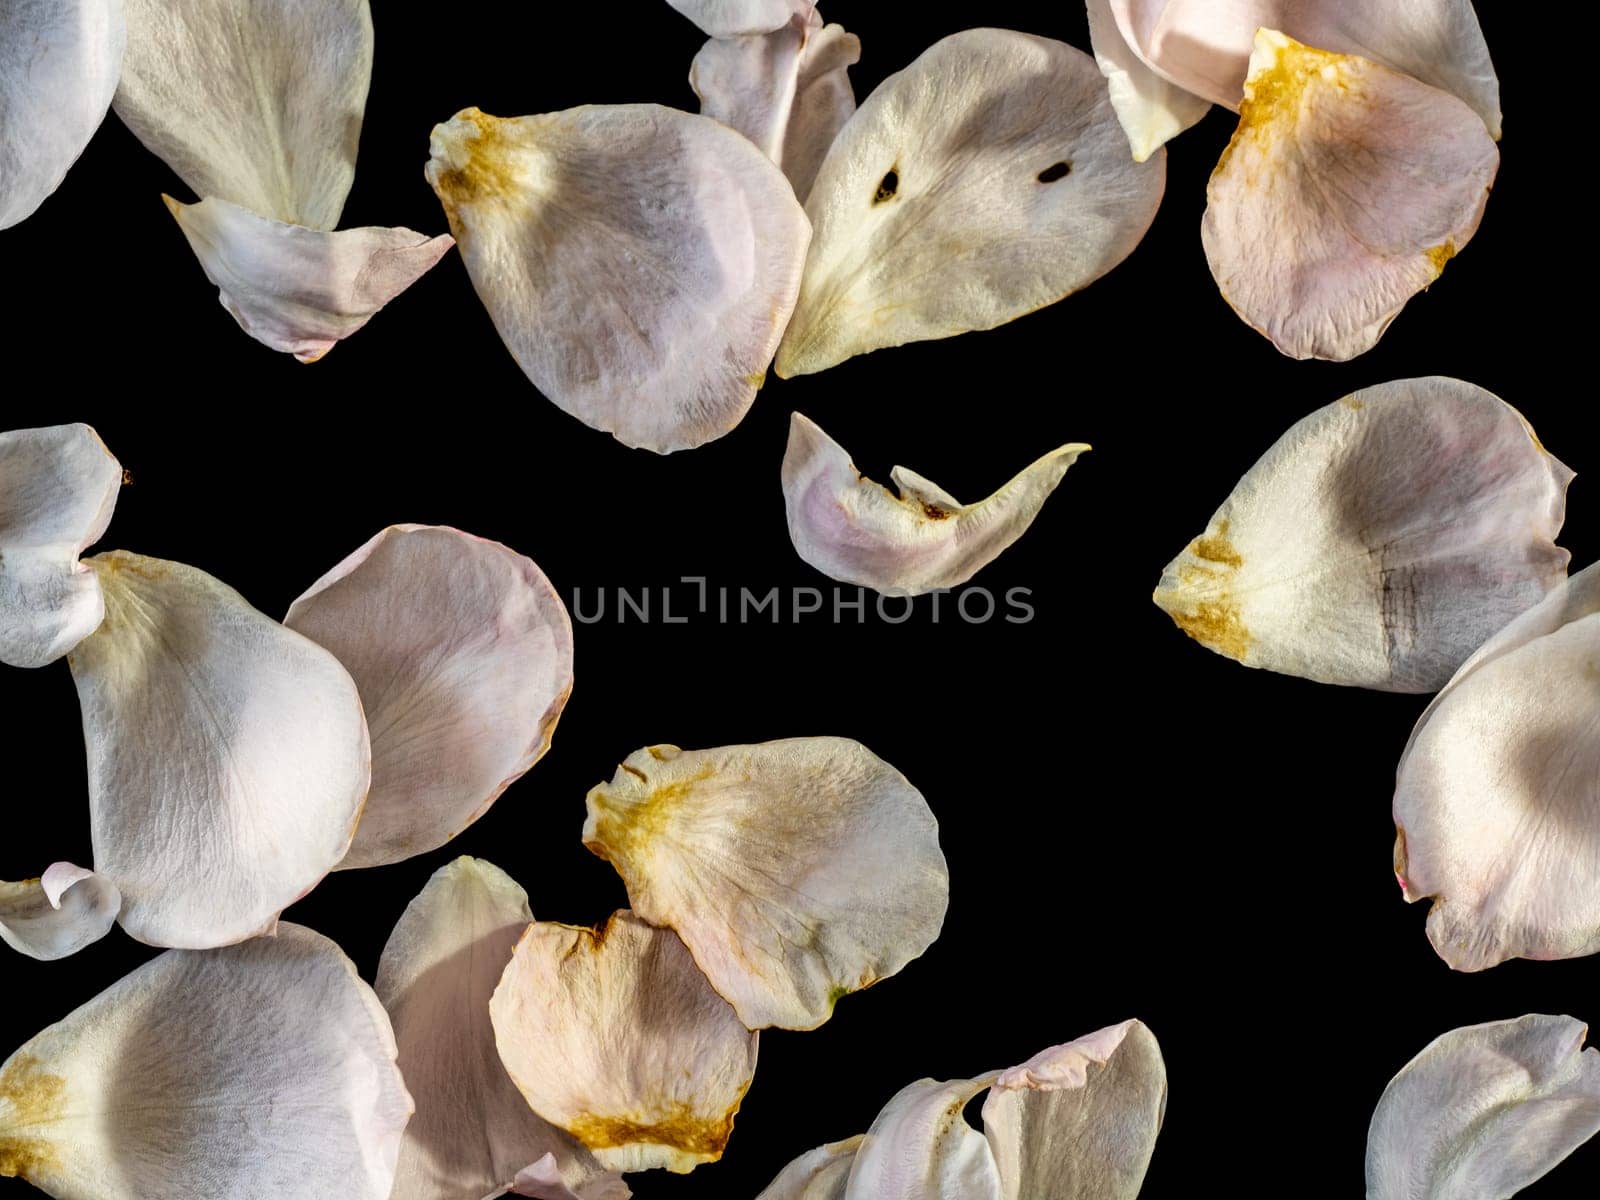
<box><xmin>1366</xmin><ymin>1015</ymin><xmax>1600</xmax><ymax>1198</ymax></box>
<box><xmin>666</xmin><ymin>0</ymin><xmax>808</xmax><ymax>38</ymax></box>
<box><xmin>0</xmin><ymin>865</ymin><xmax>120</xmax><ymax>962</ymax></box>
<box><xmin>508</xmin><ymin>1153</ymin><xmax>633</xmax><ymax>1200</ymax></box>
<box><xmin>1153</xmin><ymin>377</ymin><xmax>1569</xmax><ymax>692</ymax></box>
<box><xmin>1085</xmin><ymin>0</ymin><xmax>1209</xmax><ymax>161</ymax></box>
<box><xmin>755</xmin><ymin>1137</ymin><xmax>861</xmax><ymax>1200</ymax></box>
<box><xmin>70</xmin><ymin>552</ymin><xmax>371</xmax><ymax>948</ymax></box>
<box><xmin>0</xmin><ymin>424</ymin><xmax>122</xmax><ymax>669</ymax></box>
<box><xmin>1202</xmin><ymin>30</ymin><xmax>1498</xmax><ymax>361</ymax></box>
<box><xmin>844</xmin><ymin>1076</ymin><xmax>1003</xmax><ymax>1200</ymax></box>
<box><xmin>775</xmin><ymin>28</ymin><xmax>1165</xmax><ymax>377</ymax></box>
<box><xmin>286</xmin><ymin>525</ymin><xmax>573</xmax><ymax>870</ymax></box>
<box><xmin>490</xmin><ymin>911</ymin><xmax>758</xmax><ymax>1174</ymax></box>
<box><xmin>782</xmin><ymin>413</ymin><xmax>1088</xmax><ymax>596</ymax></box>
<box><xmin>425</xmin><ymin>105</ymin><xmax>809</xmax><ymax>453</ymax></box>
<box><xmin>0</xmin><ymin>923</ymin><xmax>411</xmax><ymax>1198</ymax></box>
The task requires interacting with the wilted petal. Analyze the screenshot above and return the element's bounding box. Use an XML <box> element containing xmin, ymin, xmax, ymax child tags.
<box><xmin>70</xmin><ymin>552</ymin><xmax>371</xmax><ymax>948</ymax></box>
<box><xmin>1153</xmin><ymin>377</ymin><xmax>1569</xmax><ymax>692</ymax></box>
<box><xmin>286</xmin><ymin>525</ymin><xmax>573</xmax><ymax>869</ymax></box>
<box><xmin>508</xmin><ymin>1154</ymin><xmax>632</xmax><ymax>1200</ymax></box>
<box><xmin>1366</xmin><ymin>1015</ymin><xmax>1600</xmax><ymax>1198</ymax></box>
<box><xmin>844</xmin><ymin>1076</ymin><xmax>1003</xmax><ymax>1200</ymax></box>
<box><xmin>490</xmin><ymin>911</ymin><xmax>758</xmax><ymax>1174</ymax></box>
<box><xmin>1086</xmin><ymin>0</ymin><xmax>1209</xmax><ymax>161</ymax></box>
<box><xmin>755</xmin><ymin>1137</ymin><xmax>861</xmax><ymax>1200</ymax></box>
<box><xmin>0</xmin><ymin>923</ymin><xmax>411</xmax><ymax>1199</ymax></box>
<box><xmin>667</xmin><ymin>0</ymin><xmax>807</xmax><ymax>38</ymax></box>
<box><xmin>0</xmin><ymin>424</ymin><xmax>122</xmax><ymax>669</ymax></box>
<box><xmin>0</xmin><ymin>0</ymin><xmax>125</xmax><ymax>228</ymax></box>
<box><xmin>775</xmin><ymin>29</ymin><xmax>1165</xmax><ymax>378</ymax></box>
<box><xmin>426</xmin><ymin>106</ymin><xmax>809</xmax><ymax>453</ymax></box>
<box><xmin>783</xmin><ymin>413</ymin><xmax>1087</xmax><ymax>595</ymax></box>
<box><xmin>1202</xmin><ymin>30</ymin><xmax>1498</xmax><ymax>361</ymax></box>
<box><xmin>0</xmin><ymin>865</ymin><xmax>120</xmax><ymax>962</ymax></box>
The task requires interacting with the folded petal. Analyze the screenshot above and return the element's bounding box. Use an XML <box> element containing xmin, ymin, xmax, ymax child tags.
<box><xmin>509</xmin><ymin>1154</ymin><xmax>632</xmax><ymax>1200</ymax></box>
<box><xmin>844</xmin><ymin>1076</ymin><xmax>1003</xmax><ymax>1200</ymax></box>
<box><xmin>0</xmin><ymin>923</ymin><xmax>411</xmax><ymax>1199</ymax></box>
<box><xmin>490</xmin><ymin>911</ymin><xmax>758</xmax><ymax>1174</ymax></box>
<box><xmin>1153</xmin><ymin>377</ymin><xmax>1569</xmax><ymax>692</ymax></box>
<box><xmin>0</xmin><ymin>865</ymin><xmax>120</xmax><ymax>962</ymax></box>
<box><xmin>755</xmin><ymin>1137</ymin><xmax>861</xmax><ymax>1200</ymax></box>
<box><xmin>1086</xmin><ymin>0</ymin><xmax>1209</xmax><ymax>161</ymax></box>
<box><xmin>775</xmin><ymin>29</ymin><xmax>1165</xmax><ymax>377</ymax></box>
<box><xmin>1366</xmin><ymin>1015</ymin><xmax>1600</xmax><ymax>1198</ymax></box>
<box><xmin>667</xmin><ymin>0</ymin><xmax>808</xmax><ymax>38</ymax></box>
<box><xmin>0</xmin><ymin>424</ymin><xmax>122</xmax><ymax>668</ymax></box>
<box><xmin>113</xmin><ymin>0</ymin><xmax>373</xmax><ymax>229</ymax></box>
<box><xmin>286</xmin><ymin>526</ymin><xmax>573</xmax><ymax>869</ymax></box>
<box><xmin>0</xmin><ymin>0</ymin><xmax>125</xmax><ymax>228</ymax></box>
<box><xmin>1202</xmin><ymin>30</ymin><xmax>1498</xmax><ymax>361</ymax></box>
<box><xmin>425</xmin><ymin>105</ymin><xmax>809</xmax><ymax>453</ymax></box>
<box><xmin>70</xmin><ymin>552</ymin><xmax>371</xmax><ymax>948</ymax></box>
<box><xmin>377</xmin><ymin>859</ymin><xmax>625</xmax><ymax>1200</ymax></box>
<box><xmin>783</xmin><ymin>413</ymin><xmax>1087</xmax><ymax>595</ymax></box>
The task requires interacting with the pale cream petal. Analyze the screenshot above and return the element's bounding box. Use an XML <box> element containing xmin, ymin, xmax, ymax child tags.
<box><xmin>490</xmin><ymin>911</ymin><xmax>758</xmax><ymax>1174</ymax></box>
<box><xmin>70</xmin><ymin>552</ymin><xmax>371</xmax><ymax>948</ymax></box>
<box><xmin>425</xmin><ymin>105</ymin><xmax>809</xmax><ymax>453</ymax></box>
<box><xmin>286</xmin><ymin>526</ymin><xmax>573</xmax><ymax>870</ymax></box>
<box><xmin>775</xmin><ymin>29</ymin><xmax>1165</xmax><ymax>377</ymax></box>
<box><xmin>1367</xmin><ymin>1015</ymin><xmax>1600</xmax><ymax>1198</ymax></box>
<box><xmin>508</xmin><ymin>1153</ymin><xmax>632</xmax><ymax>1200</ymax></box>
<box><xmin>0</xmin><ymin>865</ymin><xmax>120</xmax><ymax>962</ymax></box>
<box><xmin>667</xmin><ymin>0</ymin><xmax>807</xmax><ymax>38</ymax></box>
<box><xmin>1086</xmin><ymin>0</ymin><xmax>1209</xmax><ymax>161</ymax></box>
<box><xmin>1201</xmin><ymin>30</ymin><xmax>1498</xmax><ymax>361</ymax></box>
<box><xmin>0</xmin><ymin>424</ymin><xmax>122</xmax><ymax>669</ymax></box>
<box><xmin>755</xmin><ymin>1137</ymin><xmax>861</xmax><ymax>1200</ymax></box>
<box><xmin>1153</xmin><ymin>377</ymin><xmax>1569</xmax><ymax>692</ymax></box>
<box><xmin>0</xmin><ymin>923</ymin><xmax>412</xmax><ymax>1200</ymax></box>
<box><xmin>843</xmin><ymin>1076</ymin><xmax>1003</xmax><ymax>1200</ymax></box>
<box><xmin>782</xmin><ymin>413</ymin><xmax>1088</xmax><ymax>596</ymax></box>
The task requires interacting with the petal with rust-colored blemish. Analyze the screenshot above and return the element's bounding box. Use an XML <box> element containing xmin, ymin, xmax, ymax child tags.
<box><xmin>1085</xmin><ymin>0</ymin><xmax>1209</xmax><ymax>161</ymax></box>
<box><xmin>286</xmin><ymin>526</ymin><xmax>572</xmax><ymax>870</ymax></box>
<box><xmin>1202</xmin><ymin>31</ymin><xmax>1498</xmax><ymax>361</ymax></box>
<box><xmin>491</xmin><ymin>911</ymin><xmax>758</xmax><ymax>1174</ymax></box>
<box><xmin>1367</xmin><ymin>1015</ymin><xmax>1600</xmax><ymax>1198</ymax></box>
<box><xmin>424</xmin><ymin>105</ymin><xmax>808</xmax><ymax>454</ymax></box>
<box><xmin>0</xmin><ymin>865</ymin><xmax>120</xmax><ymax>962</ymax></box>
<box><xmin>70</xmin><ymin>552</ymin><xmax>370</xmax><ymax>948</ymax></box>
<box><xmin>782</xmin><ymin>413</ymin><xmax>1088</xmax><ymax>596</ymax></box>
<box><xmin>667</xmin><ymin>0</ymin><xmax>808</xmax><ymax>38</ymax></box>
<box><xmin>775</xmin><ymin>29</ymin><xmax>1164</xmax><ymax>378</ymax></box>
<box><xmin>845</xmin><ymin>1075</ymin><xmax>1003</xmax><ymax>1200</ymax></box>
<box><xmin>0</xmin><ymin>424</ymin><xmax>122</xmax><ymax>669</ymax></box>
<box><xmin>754</xmin><ymin>1137</ymin><xmax>860</xmax><ymax>1200</ymax></box>
<box><xmin>1154</xmin><ymin>378</ymin><xmax>1569</xmax><ymax>692</ymax></box>
<box><xmin>0</xmin><ymin>923</ymin><xmax>411</xmax><ymax>1199</ymax></box>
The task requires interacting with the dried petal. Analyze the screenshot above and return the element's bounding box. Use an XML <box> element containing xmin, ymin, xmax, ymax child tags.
<box><xmin>775</xmin><ymin>29</ymin><xmax>1164</xmax><ymax>377</ymax></box>
<box><xmin>1202</xmin><ymin>30</ymin><xmax>1498</xmax><ymax>361</ymax></box>
<box><xmin>70</xmin><ymin>552</ymin><xmax>370</xmax><ymax>948</ymax></box>
<box><xmin>667</xmin><ymin>0</ymin><xmax>807</xmax><ymax>38</ymax></box>
<box><xmin>286</xmin><ymin>526</ymin><xmax>573</xmax><ymax>870</ymax></box>
<box><xmin>490</xmin><ymin>911</ymin><xmax>758</xmax><ymax>1174</ymax></box>
<box><xmin>425</xmin><ymin>105</ymin><xmax>809</xmax><ymax>453</ymax></box>
<box><xmin>845</xmin><ymin>1076</ymin><xmax>1003</xmax><ymax>1200</ymax></box>
<box><xmin>754</xmin><ymin>1138</ymin><xmax>860</xmax><ymax>1200</ymax></box>
<box><xmin>1367</xmin><ymin>1015</ymin><xmax>1600</xmax><ymax>1198</ymax></box>
<box><xmin>782</xmin><ymin>413</ymin><xmax>1087</xmax><ymax>595</ymax></box>
<box><xmin>1154</xmin><ymin>378</ymin><xmax>1569</xmax><ymax>692</ymax></box>
<box><xmin>1085</xmin><ymin>0</ymin><xmax>1209</xmax><ymax>161</ymax></box>
<box><xmin>0</xmin><ymin>865</ymin><xmax>120</xmax><ymax>962</ymax></box>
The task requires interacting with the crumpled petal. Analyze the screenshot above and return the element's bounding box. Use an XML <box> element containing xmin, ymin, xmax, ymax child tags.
<box><xmin>0</xmin><ymin>0</ymin><xmax>126</xmax><ymax>229</ymax></box>
<box><xmin>0</xmin><ymin>922</ymin><xmax>412</xmax><ymax>1199</ymax></box>
<box><xmin>1202</xmin><ymin>30</ymin><xmax>1499</xmax><ymax>361</ymax></box>
<box><xmin>70</xmin><ymin>551</ymin><xmax>371</xmax><ymax>948</ymax></box>
<box><xmin>1154</xmin><ymin>377</ymin><xmax>1569</xmax><ymax>692</ymax></box>
<box><xmin>754</xmin><ymin>1138</ymin><xmax>861</xmax><ymax>1200</ymax></box>
<box><xmin>1366</xmin><ymin>1015</ymin><xmax>1600</xmax><ymax>1198</ymax></box>
<box><xmin>775</xmin><ymin>28</ymin><xmax>1165</xmax><ymax>378</ymax></box>
<box><xmin>782</xmin><ymin>413</ymin><xmax>1088</xmax><ymax>596</ymax></box>
<box><xmin>667</xmin><ymin>0</ymin><xmax>808</xmax><ymax>38</ymax></box>
<box><xmin>691</xmin><ymin>8</ymin><xmax>860</xmax><ymax>201</ymax></box>
<box><xmin>164</xmin><ymin>196</ymin><xmax>453</xmax><ymax>363</ymax></box>
<box><xmin>0</xmin><ymin>865</ymin><xmax>120</xmax><ymax>962</ymax></box>
<box><xmin>0</xmin><ymin>424</ymin><xmax>122</xmax><ymax>669</ymax></box>
<box><xmin>376</xmin><ymin>859</ymin><xmax>626</xmax><ymax>1200</ymax></box>
<box><xmin>845</xmin><ymin>1076</ymin><xmax>1003</xmax><ymax>1200</ymax></box>
<box><xmin>585</xmin><ymin>738</ymin><xmax>947</xmax><ymax>1031</ymax></box>
<box><xmin>425</xmin><ymin>105</ymin><xmax>809</xmax><ymax>453</ymax></box>
<box><xmin>286</xmin><ymin>525</ymin><xmax>573</xmax><ymax>870</ymax></box>
<box><xmin>490</xmin><ymin>911</ymin><xmax>758</xmax><ymax>1174</ymax></box>
<box><xmin>1394</xmin><ymin>561</ymin><xmax>1600</xmax><ymax>969</ymax></box>
<box><xmin>1085</xmin><ymin>0</ymin><xmax>1209</xmax><ymax>161</ymax></box>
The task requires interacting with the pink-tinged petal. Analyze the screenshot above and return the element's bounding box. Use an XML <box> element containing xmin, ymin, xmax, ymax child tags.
<box><xmin>0</xmin><ymin>865</ymin><xmax>120</xmax><ymax>962</ymax></box>
<box><xmin>754</xmin><ymin>1137</ymin><xmax>860</xmax><ymax>1200</ymax></box>
<box><xmin>844</xmin><ymin>1076</ymin><xmax>1003</xmax><ymax>1200</ymax></box>
<box><xmin>1086</xmin><ymin>0</ymin><xmax>1209</xmax><ymax>161</ymax></box>
<box><xmin>508</xmin><ymin>1153</ymin><xmax>633</xmax><ymax>1200</ymax></box>
<box><xmin>667</xmin><ymin>0</ymin><xmax>808</xmax><ymax>38</ymax></box>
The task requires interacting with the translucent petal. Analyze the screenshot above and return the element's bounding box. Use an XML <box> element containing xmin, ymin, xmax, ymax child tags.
<box><xmin>843</xmin><ymin>1076</ymin><xmax>1002</xmax><ymax>1200</ymax></box>
<box><xmin>755</xmin><ymin>1138</ymin><xmax>861</xmax><ymax>1200</ymax></box>
<box><xmin>0</xmin><ymin>865</ymin><xmax>120</xmax><ymax>962</ymax></box>
<box><xmin>1085</xmin><ymin>0</ymin><xmax>1209</xmax><ymax>161</ymax></box>
<box><xmin>666</xmin><ymin>0</ymin><xmax>808</xmax><ymax>38</ymax></box>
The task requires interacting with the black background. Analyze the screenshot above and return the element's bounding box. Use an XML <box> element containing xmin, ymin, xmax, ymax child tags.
<box><xmin>4</xmin><ymin>3</ymin><xmax>1593</xmax><ymax>1197</ymax></box>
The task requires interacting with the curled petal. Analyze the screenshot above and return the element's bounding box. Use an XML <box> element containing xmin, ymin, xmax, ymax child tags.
<box><xmin>1202</xmin><ymin>30</ymin><xmax>1498</xmax><ymax>361</ymax></box>
<box><xmin>0</xmin><ymin>424</ymin><xmax>122</xmax><ymax>668</ymax></box>
<box><xmin>845</xmin><ymin>1076</ymin><xmax>1003</xmax><ymax>1200</ymax></box>
<box><xmin>775</xmin><ymin>29</ymin><xmax>1165</xmax><ymax>377</ymax></box>
<box><xmin>1085</xmin><ymin>0</ymin><xmax>1209</xmax><ymax>161</ymax></box>
<box><xmin>1153</xmin><ymin>378</ymin><xmax>1569</xmax><ymax>692</ymax></box>
<box><xmin>783</xmin><ymin>413</ymin><xmax>1087</xmax><ymax>595</ymax></box>
<box><xmin>70</xmin><ymin>552</ymin><xmax>371</xmax><ymax>948</ymax></box>
<box><xmin>0</xmin><ymin>923</ymin><xmax>412</xmax><ymax>1199</ymax></box>
<box><xmin>667</xmin><ymin>0</ymin><xmax>808</xmax><ymax>38</ymax></box>
<box><xmin>0</xmin><ymin>865</ymin><xmax>120</xmax><ymax>962</ymax></box>
<box><xmin>755</xmin><ymin>1138</ymin><xmax>861</xmax><ymax>1200</ymax></box>
<box><xmin>491</xmin><ymin>912</ymin><xmax>757</xmax><ymax>1174</ymax></box>
<box><xmin>425</xmin><ymin>105</ymin><xmax>809</xmax><ymax>453</ymax></box>
<box><xmin>1366</xmin><ymin>1015</ymin><xmax>1600</xmax><ymax>1198</ymax></box>
<box><xmin>286</xmin><ymin>526</ymin><xmax>573</xmax><ymax>870</ymax></box>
